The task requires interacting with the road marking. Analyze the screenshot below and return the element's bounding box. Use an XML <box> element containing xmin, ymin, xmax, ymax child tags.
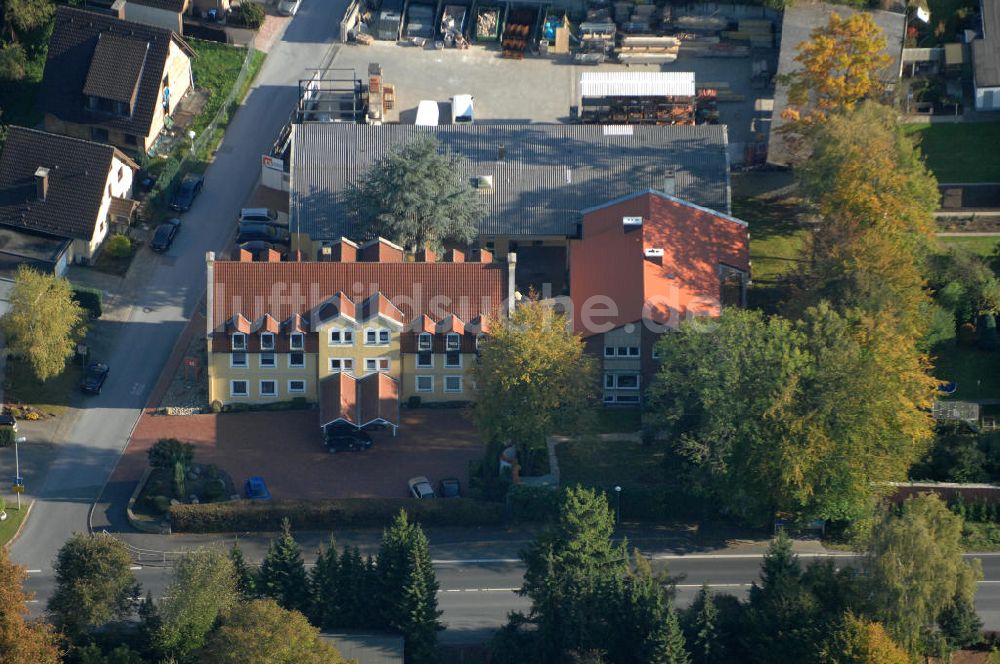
<box><xmin>677</xmin><ymin>583</ymin><xmax>752</xmax><ymax>589</ymax></box>
<box><xmin>439</xmin><ymin>588</ymin><xmax>520</xmax><ymax>593</ymax></box>
<box><xmin>26</xmin><ymin>569</ymin><xmax>42</xmax><ymax>574</ymax></box>
<box><xmin>653</xmin><ymin>553</ymin><xmax>858</xmax><ymax>560</ymax></box>
<box><xmin>26</xmin><ymin>600</ymin><xmax>39</xmax><ymax>604</ymax></box>
<box><xmin>432</xmin><ymin>558</ymin><xmax>521</xmax><ymax>565</ymax></box>
<box><xmin>130</xmin><ymin>566</ymin><xmax>142</xmax><ymax>570</ymax></box>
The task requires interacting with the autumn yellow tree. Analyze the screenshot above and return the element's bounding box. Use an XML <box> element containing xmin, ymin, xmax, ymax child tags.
<box><xmin>0</xmin><ymin>548</ymin><xmax>61</xmax><ymax>664</ymax></box>
<box><xmin>782</xmin><ymin>12</ymin><xmax>892</xmax><ymax>124</ymax></box>
<box><xmin>819</xmin><ymin>613</ymin><xmax>909</xmax><ymax>664</ymax></box>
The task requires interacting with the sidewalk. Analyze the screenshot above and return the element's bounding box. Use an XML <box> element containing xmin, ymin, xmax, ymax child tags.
<box><xmin>109</xmin><ymin>524</ymin><xmax>836</xmax><ymax>566</ymax></box>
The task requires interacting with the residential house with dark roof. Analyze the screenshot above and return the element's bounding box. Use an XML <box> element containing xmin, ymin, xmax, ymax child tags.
<box><xmin>289</xmin><ymin>123</ymin><xmax>732</xmax><ymax>270</ymax></box>
<box><xmin>768</xmin><ymin>1</ymin><xmax>905</xmax><ymax>165</ymax></box>
<box><xmin>119</xmin><ymin>0</ymin><xmax>189</xmax><ymax>35</ymax></box>
<box><xmin>39</xmin><ymin>7</ymin><xmax>195</xmax><ymax>155</ymax></box>
<box><xmin>205</xmin><ymin>243</ymin><xmax>512</xmax><ymax>432</ymax></box>
<box><xmin>569</xmin><ymin>190</ymin><xmax>749</xmax><ymax>405</ymax></box>
<box><xmin>973</xmin><ymin>0</ymin><xmax>1000</xmax><ymax>110</ymax></box>
<box><xmin>0</xmin><ymin>127</ymin><xmax>139</xmax><ymax>272</ymax></box>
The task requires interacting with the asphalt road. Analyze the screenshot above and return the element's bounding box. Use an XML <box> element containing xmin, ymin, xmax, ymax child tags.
<box><xmin>9</xmin><ymin>0</ymin><xmax>346</xmax><ymax>570</ymax></box>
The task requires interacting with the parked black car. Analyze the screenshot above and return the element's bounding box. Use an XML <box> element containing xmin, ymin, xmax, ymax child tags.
<box><xmin>325</xmin><ymin>429</ymin><xmax>373</xmax><ymax>453</ymax></box>
<box><xmin>80</xmin><ymin>362</ymin><xmax>110</xmax><ymax>394</ymax></box>
<box><xmin>169</xmin><ymin>174</ymin><xmax>204</xmax><ymax>211</ymax></box>
<box><xmin>438</xmin><ymin>477</ymin><xmax>461</xmax><ymax>498</ymax></box>
<box><xmin>150</xmin><ymin>218</ymin><xmax>182</xmax><ymax>252</ymax></box>
<box><xmin>237</xmin><ymin>223</ymin><xmax>291</xmax><ymax>245</ymax></box>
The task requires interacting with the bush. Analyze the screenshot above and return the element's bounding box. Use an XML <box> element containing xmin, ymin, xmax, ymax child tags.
<box><xmin>238</xmin><ymin>1</ymin><xmax>265</xmax><ymax>29</ymax></box>
<box><xmin>173</xmin><ymin>461</ymin><xmax>186</xmax><ymax>499</ymax></box>
<box><xmin>170</xmin><ymin>497</ymin><xmax>505</xmax><ymax>532</ymax></box>
<box><xmin>147</xmin><ymin>495</ymin><xmax>172</xmax><ymax>515</ymax></box>
<box><xmin>71</xmin><ymin>286</ymin><xmax>103</xmax><ymax>319</ymax></box>
<box><xmin>202</xmin><ymin>479</ymin><xmax>227</xmax><ymax>503</ymax></box>
<box><xmin>508</xmin><ymin>484</ymin><xmax>714</xmax><ymax>524</ymax></box>
<box><xmin>210</xmin><ymin>400</ymin><xmax>223</xmax><ymax>414</ymax></box>
<box><xmin>148</xmin><ymin>438</ymin><xmax>194</xmax><ymax>470</ymax></box>
<box><xmin>104</xmin><ymin>234</ymin><xmax>132</xmax><ymax>259</ymax></box>
<box><xmin>958</xmin><ymin>322</ymin><xmax>978</xmax><ymax>346</ymax></box>
<box><xmin>0</xmin><ymin>426</ymin><xmax>14</xmax><ymax>448</ymax></box>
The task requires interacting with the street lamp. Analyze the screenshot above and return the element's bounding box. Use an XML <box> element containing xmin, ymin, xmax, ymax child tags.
<box><xmin>13</xmin><ymin>436</ymin><xmax>25</xmax><ymax>510</ymax></box>
<box><xmin>614</xmin><ymin>485</ymin><xmax>622</xmax><ymax>525</ymax></box>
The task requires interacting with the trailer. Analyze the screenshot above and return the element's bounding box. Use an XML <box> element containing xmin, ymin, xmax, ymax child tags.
<box><xmin>404</xmin><ymin>1</ymin><xmax>437</xmax><ymax>40</ymax></box>
<box><xmin>374</xmin><ymin>0</ymin><xmax>405</xmax><ymax>40</ymax></box>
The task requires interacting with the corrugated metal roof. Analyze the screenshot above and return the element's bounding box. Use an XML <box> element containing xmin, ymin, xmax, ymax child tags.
<box><xmin>768</xmin><ymin>1</ymin><xmax>905</xmax><ymax>166</ymax></box>
<box><xmin>973</xmin><ymin>0</ymin><xmax>1000</xmax><ymax>88</ymax></box>
<box><xmin>291</xmin><ymin>123</ymin><xmax>730</xmax><ymax>241</ymax></box>
<box><xmin>580</xmin><ymin>71</ymin><xmax>696</xmax><ymax>98</ymax></box>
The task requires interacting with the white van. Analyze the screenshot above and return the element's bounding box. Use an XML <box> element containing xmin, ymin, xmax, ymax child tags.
<box><xmin>415</xmin><ymin>100</ymin><xmax>440</xmax><ymax>126</ymax></box>
<box><xmin>450</xmin><ymin>94</ymin><xmax>474</xmax><ymax>124</ymax></box>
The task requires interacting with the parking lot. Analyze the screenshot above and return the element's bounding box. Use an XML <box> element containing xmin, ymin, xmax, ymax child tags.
<box><xmin>130</xmin><ymin>407</ymin><xmax>484</xmax><ymax>500</ymax></box>
<box><xmin>330</xmin><ymin>40</ymin><xmax>775</xmax><ymax>156</ymax></box>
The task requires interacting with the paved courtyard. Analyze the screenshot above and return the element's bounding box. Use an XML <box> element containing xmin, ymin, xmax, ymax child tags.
<box><xmin>128</xmin><ymin>407</ymin><xmax>483</xmax><ymax>500</ymax></box>
<box><xmin>329</xmin><ymin>40</ymin><xmax>775</xmax><ymax>155</ymax></box>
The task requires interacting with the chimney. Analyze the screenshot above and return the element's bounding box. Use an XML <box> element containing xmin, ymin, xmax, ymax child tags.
<box><xmin>475</xmin><ymin>247</ymin><xmax>493</xmax><ymax>263</ymax></box>
<box><xmin>644</xmin><ymin>247</ymin><xmax>664</xmax><ymax>265</ymax></box>
<box><xmin>266</xmin><ymin>249</ymin><xmax>282</xmax><ymax>262</ymax></box>
<box><xmin>445</xmin><ymin>248</ymin><xmax>465</xmax><ymax>263</ymax></box>
<box><xmin>506</xmin><ymin>252</ymin><xmax>517</xmax><ymax>315</ymax></box>
<box><xmin>34</xmin><ymin>167</ymin><xmax>50</xmax><ymax>202</ymax></box>
<box><xmin>238</xmin><ymin>248</ymin><xmax>253</xmax><ymax>262</ymax></box>
<box><xmin>497</xmin><ymin>143</ymin><xmax>505</xmax><ymax>161</ymax></box>
<box><xmin>663</xmin><ymin>170</ymin><xmax>676</xmax><ymax>196</ymax></box>
<box><xmin>417</xmin><ymin>245</ymin><xmax>437</xmax><ymax>262</ymax></box>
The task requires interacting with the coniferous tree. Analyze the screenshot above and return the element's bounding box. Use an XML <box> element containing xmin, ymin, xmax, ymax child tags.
<box><xmin>377</xmin><ymin>511</ymin><xmax>442</xmax><ymax>664</ymax></box>
<box><xmin>334</xmin><ymin>546</ymin><xmax>373</xmax><ymax>629</ymax></box>
<box><xmin>230</xmin><ymin>542</ymin><xmax>257</xmax><ymax>600</ymax></box>
<box><xmin>657</xmin><ymin>605</ymin><xmax>691</xmax><ymax>664</ymax></box>
<box><xmin>937</xmin><ymin>592</ymin><xmax>983</xmax><ymax>650</ymax></box>
<box><xmin>309</xmin><ymin>538</ymin><xmax>341</xmax><ymax>630</ymax></box>
<box><xmin>258</xmin><ymin>518</ymin><xmax>310</xmax><ymax>614</ymax></box>
<box><xmin>137</xmin><ymin>590</ymin><xmax>162</xmax><ymax>661</ymax></box>
<box><xmin>686</xmin><ymin>584</ymin><xmax>720</xmax><ymax>664</ymax></box>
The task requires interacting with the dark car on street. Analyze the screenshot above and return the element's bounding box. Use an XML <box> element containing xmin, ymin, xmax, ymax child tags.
<box><xmin>150</xmin><ymin>218</ymin><xmax>182</xmax><ymax>252</ymax></box>
<box><xmin>244</xmin><ymin>476</ymin><xmax>272</xmax><ymax>501</ymax></box>
<box><xmin>325</xmin><ymin>428</ymin><xmax>373</xmax><ymax>453</ymax></box>
<box><xmin>438</xmin><ymin>477</ymin><xmax>461</xmax><ymax>498</ymax></box>
<box><xmin>169</xmin><ymin>174</ymin><xmax>204</xmax><ymax>211</ymax></box>
<box><xmin>236</xmin><ymin>223</ymin><xmax>291</xmax><ymax>245</ymax></box>
<box><xmin>80</xmin><ymin>362</ymin><xmax>109</xmax><ymax>394</ymax></box>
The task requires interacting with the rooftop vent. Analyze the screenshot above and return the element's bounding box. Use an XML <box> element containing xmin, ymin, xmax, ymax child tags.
<box><xmin>623</xmin><ymin>216</ymin><xmax>643</xmax><ymax>227</ymax></box>
<box><xmin>497</xmin><ymin>143</ymin><xmax>505</xmax><ymax>161</ymax></box>
<box><xmin>663</xmin><ymin>169</ymin><xmax>676</xmax><ymax>196</ymax></box>
<box><xmin>34</xmin><ymin>167</ymin><xmax>50</xmax><ymax>202</ymax></box>
<box><xmin>644</xmin><ymin>247</ymin><xmax>664</xmax><ymax>258</ymax></box>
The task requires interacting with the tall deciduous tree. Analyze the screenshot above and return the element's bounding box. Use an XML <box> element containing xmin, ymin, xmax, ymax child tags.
<box><xmin>0</xmin><ymin>547</ymin><xmax>61</xmax><ymax>663</ymax></box>
<box><xmin>648</xmin><ymin>305</ymin><xmax>935</xmax><ymax>524</ymax></box>
<box><xmin>865</xmin><ymin>493</ymin><xmax>982</xmax><ymax>653</ymax></box>
<box><xmin>47</xmin><ymin>532</ymin><xmax>139</xmax><ymax>641</ymax></box>
<box><xmin>4</xmin><ymin>266</ymin><xmax>85</xmax><ymax>381</ymax></box>
<box><xmin>197</xmin><ymin>599</ymin><xmax>350</xmax><ymax>664</ymax></box>
<box><xmin>819</xmin><ymin>613</ymin><xmax>910</xmax><ymax>664</ymax></box>
<box><xmin>376</xmin><ymin>510</ymin><xmax>442</xmax><ymax>664</ymax></box>
<box><xmin>473</xmin><ymin>299</ymin><xmax>597</xmax><ymax>470</ymax></box>
<box><xmin>258</xmin><ymin>518</ymin><xmax>310</xmax><ymax>615</ymax></box>
<box><xmin>781</xmin><ymin>12</ymin><xmax>891</xmax><ymax>125</ymax></box>
<box><xmin>156</xmin><ymin>548</ymin><xmax>239</xmax><ymax>660</ymax></box>
<box><xmin>346</xmin><ymin>134</ymin><xmax>483</xmax><ymax>252</ymax></box>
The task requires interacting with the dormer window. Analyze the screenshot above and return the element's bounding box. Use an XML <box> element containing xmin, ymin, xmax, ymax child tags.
<box><xmin>418</xmin><ymin>333</ymin><xmax>432</xmax><ymax>351</ymax></box>
<box><xmin>260</xmin><ymin>332</ymin><xmax>275</xmax><ymax>350</ymax></box>
<box><xmin>446</xmin><ymin>333</ymin><xmax>460</xmax><ymax>351</ymax></box>
<box><xmin>290</xmin><ymin>332</ymin><xmax>304</xmax><ymax>350</ymax></box>
<box><xmin>232</xmin><ymin>333</ymin><xmax>246</xmax><ymax>350</ymax></box>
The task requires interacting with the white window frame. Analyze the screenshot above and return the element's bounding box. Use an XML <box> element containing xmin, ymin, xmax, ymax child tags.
<box><xmin>365</xmin><ymin>357</ymin><xmax>390</xmax><ymax>372</ymax></box>
<box><xmin>230</xmin><ymin>380</ymin><xmax>248</xmax><ymax>397</ymax></box>
<box><xmin>604</xmin><ymin>346</ymin><xmax>615</xmax><ymax>358</ymax></box>
<box><xmin>366</xmin><ymin>328</ymin><xmax>390</xmax><ymax>345</ymax></box>
<box><xmin>416</xmin><ymin>351</ymin><xmax>433</xmax><ymax>368</ymax></box>
<box><xmin>415</xmin><ymin>375</ymin><xmax>434</xmax><ymax>393</ymax></box>
<box><xmin>605</xmin><ymin>373</ymin><xmax>640</xmax><ymax>390</ymax></box>
<box><xmin>260</xmin><ymin>332</ymin><xmax>275</xmax><ymax>350</ymax></box>
<box><xmin>628</xmin><ymin>346</ymin><xmax>640</xmax><ymax>357</ymax></box>
<box><xmin>616</xmin><ymin>394</ymin><xmax>640</xmax><ymax>403</ymax></box>
<box><xmin>444</xmin><ymin>349</ymin><xmax>462</xmax><ymax>369</ymax></box>
<box><xmin>288</xmin><ymin>352</ymin><xmax>305</xmax><ymax>368</ymax></box>
<box><xmin>290</xmin><ymin>332</ymin><xmax>304</xmax><ymax>350</ymax></box>
<box><xmin>446</xmin><ymin>333</ymin><xmax>461</xmax><ymax>351</ymax></box>
<box><xmin>288</xmin><ymin>379</ymin><xmax>306</xmax><ymax>394</ymax></box>
<box><xmin>230</xmin><ymin>351</ymin><xmax>247</xmax><ymax>368</ymax></box>
<box><xmin>259</xmin><ymin>379</ymin><xmax>277</xmax><ymax>397</ymax></box>
<box><xmin>651</xmin><ymin>347</ymin><xmax>660</xmax><ymax>360</ymax></box>
<box><xmin>259</xmin><ymin>352</ymin><xmax>276</xmax><ymax>369</ymax></box>
<box><xmin>444</xmin><ymin>375</ymin><xmax>463</xmax><ymax>393</ymax></box>
<box><xmin>418</xmin><ymin>332</ymin><xmax>432</xmax><ymax>351</ymax></box>
<box><xmin>329</xmin><ymin>357</ymin><xmax>354</xmax><ymax>373</ymax></box>
<box><xmin>231</xmin><ymin>332</ymin><xmax>246</xmax><ymax>350</ymax></box>
<box><xmin>329</xmin><ymin>329</ymin><xmax>354</xmax><ymax>346</ymax></box>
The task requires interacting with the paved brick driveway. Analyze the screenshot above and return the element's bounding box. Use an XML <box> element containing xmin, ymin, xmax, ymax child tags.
<box><xmin>129</xmin><ymin>408</ymin><xmax>483</xmax><ymax>499</ymax></box>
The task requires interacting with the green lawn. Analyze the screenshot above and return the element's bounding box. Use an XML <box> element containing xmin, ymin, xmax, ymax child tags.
<box><xmin>3</xmin><ymin>357</ymin><xmax>82</xmax><ymax>417</ymax></box>
<box><xmin>0</xmin><ymin>505</ymin><xmax>28</xmax><ymax>547</ymax></box>
<box><xmin>734</xmin><ymin>197</ymin><xmax>809</xmax><ymax>285</ymax></box>
<box><xmin>938</xmin><ymin>236</ymin><xmax>1000</xmax><ymax>257</ymax></box>
<box><xmin>592</xmin><ymin>408</ymin><xmax>642</xmax><ymax>434</ymax></box>
<box><xmin>188</xmin><ymin>39</ymin><xmax>250</xmax><ymax>139</ymax></box>
<box><xmin>557</xmin><ymin>438</ymin><xmax>667</xmax><ymax>489</ymax></box>
<box><xmin>932</xmin><ymin>341</ymin><xmax>1000</xmax><ymax>401</ymax></box>
<box><xmin>904</xmin><ymin>122</ymin><xmax>1000</xmax><ymax>183</ymax></box>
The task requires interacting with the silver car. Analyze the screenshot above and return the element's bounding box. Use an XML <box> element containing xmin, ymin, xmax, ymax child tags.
<box><xmin>408</xmin><ymin>476</ymin><xmax>435</xmax><ymax>499</ymax></box>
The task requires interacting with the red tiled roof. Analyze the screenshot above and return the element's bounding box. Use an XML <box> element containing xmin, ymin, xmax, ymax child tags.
<box><xmin>436</xmin><ymin>314</ymin><xmax>465</xmax><ymax>335</ymax></box>
<box><xmin>416</xmin><ymin>315</ymin><xmax>436</xmax><ymax>334</ymax></box>
<box><xmin>320</xmin><ymin>373</ymin><xmax>357</xmax><ymax>426</ymax></box>
<box><xmin>570</xmin><ymin>190</ymin><xmax>748</xmax><ymax>336</ymax></box>
<box><xmin>211</xmin><ymin>260</ymin><xmax>508</xmax><ymax>333</ymax></box>
<box><xmin>359</xmin><ymin>373</ymin><xmax>399</xmax><ymax>427</ymax></box>
<box><xmin>283</xmin><ymin>313</ymin><xmax>308</xmax><ymax>333</ymax></box>
<box><xmin>253</xmin><ymin>314</ymin><xmax>280</xmax><ymax>334</ymax></box>
<box><xmin>360</xmin><ymin>292</ymin><xmax>404</xmax><ymax>325</ymax></box>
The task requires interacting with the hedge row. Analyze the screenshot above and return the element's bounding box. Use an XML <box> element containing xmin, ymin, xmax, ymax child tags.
<box><xmin>508</xmin><ymin>484</ymin><xmax>713</xmax><ymax>524</ymax></box>
<box><xmin>72</xmin><ymin>286</ymin><xmax>103</xmax><ymax>319</ymax></box>
<box><xmin>170</xmin><ymin>497</ymin><xmax>505</xmax><ymax>532</ymax></box>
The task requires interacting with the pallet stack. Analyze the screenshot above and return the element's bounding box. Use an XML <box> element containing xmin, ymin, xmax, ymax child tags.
<box><xmin>616</xmin><ymin>35</ymin><xmax>679</xmax><ymax>64</ymax></box>
<box><xmin>502</xmin><ymin>9</ymin><xmax>534</xmax><ymax>59</ymax></box>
